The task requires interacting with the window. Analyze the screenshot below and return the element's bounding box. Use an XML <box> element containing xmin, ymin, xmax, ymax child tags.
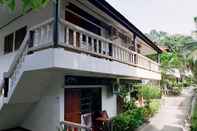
<box><xmin>4</xmin><ymin>33</ymin><xmax>14</xmax><ymax>54</ymax></box>
<box><xmin>15</xmin><ymin>27</ymin><xmax>27</xmax><ymax>51</ymax></box>
<box><xmin>4</xmin><ymin>26</ymin><xmax>27</xmax><ymax>54</ymax></box>
<box><xmin>65</xmin><ymin>11</ymin><xmax>101</xmax><ymax>35</ymax></box>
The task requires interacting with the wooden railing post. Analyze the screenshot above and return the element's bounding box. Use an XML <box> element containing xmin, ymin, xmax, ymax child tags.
<box><xmin>73</xmin><ymin>31</ymin><xmax>77</xmax><ymax>47</ymax></box>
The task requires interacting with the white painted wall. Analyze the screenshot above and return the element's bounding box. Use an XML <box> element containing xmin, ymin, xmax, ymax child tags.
<box><xmin>22</xmin><ymin>74</ymin><xmax>64</xmax><ymax>131</ymax></box>
<box><xmin>0</xmin><ymin>52</ymin><xmax>16</xmax><ymax>74</ymax></box>
<box><xmin>21</xmin><ymin>73</ymin><xmax>118</xmax><ymax>131</ymax></box>
<box><xmin>102</xmin><ymin>86</ymin><xmax>117</xmax><ymax>118</ymax></box>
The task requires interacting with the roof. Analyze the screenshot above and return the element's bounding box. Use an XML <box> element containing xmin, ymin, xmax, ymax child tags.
<box><xmin>87</xmin><ymin>0</ymin><xmax>162</xmax><ymax>53</ymax></box>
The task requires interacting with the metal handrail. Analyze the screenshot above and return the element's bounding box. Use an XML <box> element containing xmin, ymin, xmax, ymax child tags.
<box><xmin>60</xmin><ymin>121</ymin><xmax>92</xmax><ymax>131</ymax></box>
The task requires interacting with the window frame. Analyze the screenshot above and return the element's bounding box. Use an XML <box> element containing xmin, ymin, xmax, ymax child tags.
<box><xmin>4</xmin><ymin>26</ymin><xmax>27</xmax><ymax>54</ymax></box>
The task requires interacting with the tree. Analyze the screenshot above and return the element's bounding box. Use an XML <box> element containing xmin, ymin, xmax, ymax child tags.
<box><xmin>182</xmin><ymin>42</ymin><xmax>197</xmax><ymax>62</ymax></box>
<box><xmin>160</xmin><ymin>52</ymin><xmax>182</xmax><ymax>72</ymax></box>
<box><xmin>145</xmin><ymin>30</ymin><xmax>167</xmax><ymax>44</ymax></box>
<box><xmin>146</xmin><ymin>30</ymin><xmax>193</xmax><ymax>50</ymax></box>
<box><xmin>147</xmin><ymin>29</ymin><xmax>196</xmax><ymax>87</ymax></box>
<box><xmin>181</xmin><ymin>42</ymin><xmax>197</xmax><ymax>83</ymax></box>
<box><xmin>160</xmin><ymin>34</ymin><xmax>193</xmax><ymax>51</ymax></box>
<box><xmin>0</xmin><ymin>0</ymin><xmax>49</xmax><ymax>11</ymax></box>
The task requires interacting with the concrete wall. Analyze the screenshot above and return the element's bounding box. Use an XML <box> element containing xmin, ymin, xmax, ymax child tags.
<box><xmin>0</xmin><ymin>52</ymin><xmax>16</xmax><ymax>74</ymax></box>
<box><xmin>22</xmin><ymin>75</ymin><xmax>64</xmax><ymax>131</ymax></box>
<box><xmin>21</xmin><ymin>74</ymin><xmax>117</xmax><ymax>131</ymax></box>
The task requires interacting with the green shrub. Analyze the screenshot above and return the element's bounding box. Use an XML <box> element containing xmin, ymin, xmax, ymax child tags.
<box><xmin>112</xmin><ymin>108</ymin><xmax>145</xmax><ymax>131</ymax></box>
<box><xmin>172</xmin><ymin>86</ymin><xmax>182</xmax><ymax>95</ymax></box>
<box><xmin>138</xmin><ymin>84</ymin><xmax>161</xmax><ymax>100</ymax></box>
<box><xmin>192</xmin><ymin>102</ymin><xmax>197</xmax><ymax>131</ymax></box>
<box><xmin>143</xmin><ymin>99</ymin><xmax>160</xmax><ymax>119</ymax></box>
<box><xmin>149</xmin><ymin>99</ymin><xmax>160</xmax><ymax>115</ymax></box>
<box><xmin>123</xmin><ymin>100</ymin><xmax>137</xmax><ymax>112</ymax></box>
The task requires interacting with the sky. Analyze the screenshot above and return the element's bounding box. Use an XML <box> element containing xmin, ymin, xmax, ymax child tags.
<box><xmin>106</xmin><ymin>0</ymin><xmax>197</xmax><ymax>35</ymax></box>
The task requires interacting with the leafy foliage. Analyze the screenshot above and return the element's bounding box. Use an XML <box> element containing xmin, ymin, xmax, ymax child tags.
<box><xmin>137</xmin><ymin>84</ymin><xmax>161</xmax><ymax>100</ymax></box>
<box><xmin>182</xmin><ymin>42</ymin><xmax>197</xmax><ymax>62</ymax></box>
<box><xmin>145</xmin><ymin>29</ymin><xmax>167</xmax><ymax>44</ymax></box>
<box><xmin>160</xmin><ymin>34</ymin><xmax>193</xmax><ymax>50</ymax></box>
<box><xmin>160</xmin><ymin>52</ymin><xmax>182</xmax><ymax>71</ymax></box>
<box><xmin>123</xmin><ymin>100</ymin><xmax>137</xmax><ymax>112</ymax></box>
<box><xmin>146</xmin><ymin>30</ymin><xmax>193</xmax><ymax>47</ymax></box>
<box><xmin>0</xmin><ymin>0</ymin><xmax>49</xmax><ymax>11</ymax></box>
<box><xmin>147</xmin><ymin>29</ymin><xmax>196</xmax><ymax>85</ymax></box>
<box><xmin>144</xmin><ymin>99</ymin><xmax>160</xmax><ymax>118</ymax></box>
<box><xmin>112</xmin><ymin>108</ymin><xmax>145</xmax><ymax>131</ymax></box>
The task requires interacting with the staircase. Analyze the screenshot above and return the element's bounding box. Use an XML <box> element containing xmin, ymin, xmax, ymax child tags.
<box><xmin>0</xmin><ymin>19</ymin><xmax>54</xmax><ymax>130</ymax></box>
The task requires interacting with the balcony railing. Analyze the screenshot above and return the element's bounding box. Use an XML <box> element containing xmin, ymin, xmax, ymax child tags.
<box><xmin>60</xmin><ymin>121</ymin><xmax>92</xmax><ymax>131</ymax></box>
<box><xmin>59</xmin><ymin>19</ymin><xmax>160</xmax><ymax>73</ymax></box>
<box><xmin>27</xmin><ymin>19</ymin><xmax>159</xmax><ymax>73</ymax></box>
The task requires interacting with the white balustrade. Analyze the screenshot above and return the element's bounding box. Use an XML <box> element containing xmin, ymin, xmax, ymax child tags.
<box><xmin>31</xmin><ymin>19</ymin><xmax>54</xmax><ymax>48</ymax></box>
<box><xmin>60</xmin><ymin>19</ymin><xmax>160</xmax><ymax>73</ymax></box>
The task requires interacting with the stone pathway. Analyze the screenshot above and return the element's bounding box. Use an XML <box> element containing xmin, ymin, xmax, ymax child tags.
<box><xmin>138</xmin><ymin>87</ymin><xmax>195</xmax><ymax>131</ymax></box>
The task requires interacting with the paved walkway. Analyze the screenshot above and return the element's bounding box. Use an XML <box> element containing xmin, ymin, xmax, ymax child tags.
<box><xmin>138</xmin><ymin>87</ymin><xmax>195</xmax><ymax>131</ymax></box>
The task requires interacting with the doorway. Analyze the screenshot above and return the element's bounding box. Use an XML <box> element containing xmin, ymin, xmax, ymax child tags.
<box><xmin>64</xmin><ymin>88</ymin><xmax>102</xmax><ymax>124</ymax></box>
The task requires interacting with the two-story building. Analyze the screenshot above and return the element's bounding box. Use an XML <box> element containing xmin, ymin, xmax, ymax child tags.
<box><xmin>0</xmin><ymin>0</ymin><xmax>162</xmax><ymax>130</ymax></box>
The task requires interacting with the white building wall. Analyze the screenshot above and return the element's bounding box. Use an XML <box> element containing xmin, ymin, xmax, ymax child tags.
<box><xmin>22</xmin><ymin>75</ymin><xmax>64</xmax><ymax>131</ymax></box>
<box><xmin>0</xmin><ymin>52</ymin><xmax>16</xmax><ymax>74</ymax></box>
<box><xmin>21</xmin><ymin>74</ymin><xmax>117</xmax><ymax>130</ymax></box>
<box><xmin>102</xmin><ymin>86</ymin><xmax>117</xmax><ymax>118</ymax></box>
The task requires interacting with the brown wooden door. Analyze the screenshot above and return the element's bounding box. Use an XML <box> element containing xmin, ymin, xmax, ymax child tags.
<box><xmin>65</xmin><ymin>88</ymin><xmax>81</xmax><ymax>123</ymax></box>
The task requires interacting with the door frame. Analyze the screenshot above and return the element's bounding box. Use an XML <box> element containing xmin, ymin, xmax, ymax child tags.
<box><xmin>64</xmin><ymin>85</ymin><xmax>105</xmax><ymax>124</ymax></box>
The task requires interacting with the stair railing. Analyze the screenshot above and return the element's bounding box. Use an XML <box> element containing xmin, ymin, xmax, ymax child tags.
<box><xmin>3</xmin><ymin>18</ymin><xmax>54</xmax><ymax>99</ymax></box>
<box><xmin>60</xmin><ymin>121</ymin><xmax>92</xmax><ymax>131</ymax></box>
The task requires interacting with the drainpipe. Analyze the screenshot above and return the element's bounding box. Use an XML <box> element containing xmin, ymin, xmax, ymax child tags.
<box><xmin>53</xmin><ymin>0</ymin><xmax>59</xmax><ymax>47</ymax></box>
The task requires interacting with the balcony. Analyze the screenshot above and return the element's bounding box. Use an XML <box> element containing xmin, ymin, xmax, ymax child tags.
<box><xmin>3</xmin><ymin>19</ymin><xmax>161</xmax><ymax>99</ymax></box>
<box><xmin>57</xmin><ymin>19</ymin><xmax>160</xmax><ymax>73</ymax></box>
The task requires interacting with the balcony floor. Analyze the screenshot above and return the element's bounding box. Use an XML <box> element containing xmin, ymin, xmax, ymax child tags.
<box><xmin>24</xmin><ymin>48</ymin><xmax>161</xmax><ymax>80</ymax></box>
